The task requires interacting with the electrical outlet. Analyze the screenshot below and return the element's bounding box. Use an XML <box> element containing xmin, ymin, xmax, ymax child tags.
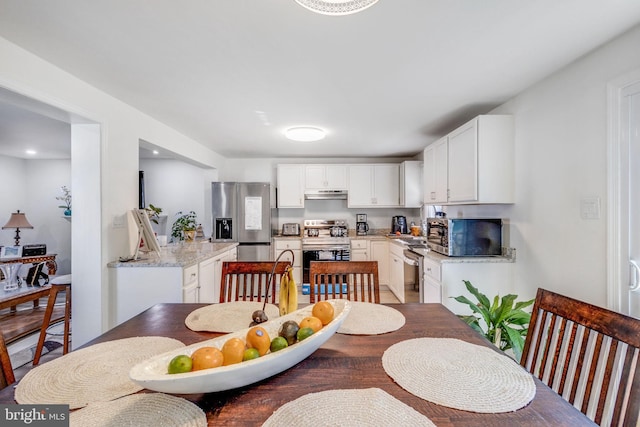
<box><xmin>580</xmin><ymin>197</ymin><xmax>601</xmax><ymax>220</ymax></box>
<box><xmin>113</xmin><ymin>214</ymin><xmax>126</xmax><ymax>228</ymax></box>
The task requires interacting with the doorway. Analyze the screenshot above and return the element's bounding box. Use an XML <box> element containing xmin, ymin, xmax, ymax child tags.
<box><xmin>607</xmin><ymin>70</ymin><xmax>640</xmax><ymax>317</ymax></box>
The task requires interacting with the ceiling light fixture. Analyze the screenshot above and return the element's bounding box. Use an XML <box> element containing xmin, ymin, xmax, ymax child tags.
<box><xmin>294</xmin><ymin>0</ymin><xmax>379</xmax><ymax>16</ymax></box>
<box><xmin>25</xmin><ymin>149</ymin><xmax>37</xmax><ymax>155</ymax></box>
<box><xmin>285</xmin><ymin>126</ymin><xmax>327</xmax><ymax>142</ymax></box>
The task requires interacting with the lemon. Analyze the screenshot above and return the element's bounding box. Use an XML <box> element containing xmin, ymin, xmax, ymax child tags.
<box><xmin>168</xmin><ymin>354</ymin><xmax>193</xmax><ymax>374</ymax></box>
<box><xmin>270</xmin><ymin>336</ymin><xmax>288</xmax><ymax>353</ymax></box>
<box><xmin>296</xmin><ymin>327</ymin><xmax>314</xmax><ymax>341</ymax></box>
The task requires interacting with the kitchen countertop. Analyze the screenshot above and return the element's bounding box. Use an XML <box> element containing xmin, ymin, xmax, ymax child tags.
<box><xmin>271</xmin><ymin>231</ymin><xmax>515</xmax><ymax>263</ymax></box>
<box><xmin>107</xmin><ymin>241</ymin><xmax>238</xmax><ymax>268</ymax></box>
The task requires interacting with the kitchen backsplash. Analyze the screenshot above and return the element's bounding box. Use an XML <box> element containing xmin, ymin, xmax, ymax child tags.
<box><xmin>272</xmin><ymin>199</ymin><xmax>421</xmax><ymax>234</ymax></box>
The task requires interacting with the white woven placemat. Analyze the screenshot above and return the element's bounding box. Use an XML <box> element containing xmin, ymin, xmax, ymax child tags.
<box><xmin>337</xmin><ymin>302</ymin><xmax>405</xmax><ymax>335</ymax></box>
<box><xmin>70</xmin><ymin>393</ymin><xmax>206</xmax><ymax>427</ymax></box>
<box><xmin>262</xmin><ymin>388</ymin><xmax>435</xmax><ymax>426</ymax></box>
<box><xmin>15</xmin><ymin>337</ymin><xmax>184</xmax><ymax>409</ymax></box>
<box><xmin>185</xmin><ymin>301</ymin><xmax>280</xmax><ymax>333</ymax></box>
<box><xmin>382</xmin><ymin>338</ymin><xmax>536</xmax><ymax>413</ymax></box>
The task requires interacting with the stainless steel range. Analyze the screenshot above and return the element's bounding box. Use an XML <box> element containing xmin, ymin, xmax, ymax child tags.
<box><xmin>302</xmin><ymin>219</ymin><xmax>350</xmax><ymax>283</ymax></box>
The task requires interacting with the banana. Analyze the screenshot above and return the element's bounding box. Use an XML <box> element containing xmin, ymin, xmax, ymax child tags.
<box><xmin>279</xmin><ymin>268</ymin><xmax>290</xmax><ymax>316</ymax></box>
<box><xmin>287</xmin><ymin>266</ymin><xmax>298</xmax><ymax>314</ymax></box>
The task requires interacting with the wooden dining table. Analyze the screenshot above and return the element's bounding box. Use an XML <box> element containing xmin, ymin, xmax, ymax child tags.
<box><xmin>0</xmin><ymin>303</ymin><xmax>596</xmax><ymax>426</ymax></box>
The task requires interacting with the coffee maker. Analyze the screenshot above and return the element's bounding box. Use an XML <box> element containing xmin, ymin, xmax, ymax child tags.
<box><xmin>391</xmin><ymin>215</ymin><xmax>408</xmax><ymax>234</ymax></box>
<box><xmin>356</xmin><ymin>213</ymin><xmax>369</xmax><ymax>236</ymax></box>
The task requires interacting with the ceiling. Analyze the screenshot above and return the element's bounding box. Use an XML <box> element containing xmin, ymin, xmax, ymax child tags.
<box><xmin>0</xmin><ymin>0</ymin><xmax>640</xmax><ymax>160</ymax></box>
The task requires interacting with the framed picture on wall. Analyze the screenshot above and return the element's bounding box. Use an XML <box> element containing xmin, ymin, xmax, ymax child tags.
<box><xmin>0</xmin><ymin>245</ymin><xmax>22</xmax><ymax>259</ymax></box>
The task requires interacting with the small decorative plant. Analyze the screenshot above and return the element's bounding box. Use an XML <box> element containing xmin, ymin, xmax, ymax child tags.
<box><xmin>56</xmin><ymin>186</ymin><xmax>72</xmax><ymax>215</ymax></box>
<box><xmin>145</xmin><ymin>204</ymin><xmax>163</xmax><ymax>224</ymax></box>
<box><xmin>453</xmin><ymin>280</ymin><xmax>534</xmax><ymax>362</ymax></box>
<box><xmin>171</xmin><ymin>211</ymin><xmax>197</xmax><ymax>242</ymax></box>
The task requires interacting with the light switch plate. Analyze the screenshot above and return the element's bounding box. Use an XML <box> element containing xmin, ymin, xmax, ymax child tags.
<box><xmin>580</xmin><ymin>197</ymin><xmax>601</xmax><ymax>220</ymax></box>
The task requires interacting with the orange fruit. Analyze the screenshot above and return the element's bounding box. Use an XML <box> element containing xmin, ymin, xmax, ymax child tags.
<box><xmin>312</xmin><ymin>301</ymin><xmax>334</xmax><ymax>325</ymax></box>
<box><xmin>246</xmin><ymin>326</ymin><xmax>271</xmax><ymax>356</ymax></box>
<box><xmin>299</xmin><ymin>316</ymin><xmax>323</xmax><ymax>333</ymax></box>
<box><xmin>221</xmin><ymin>337</ymin><xmax>246</xmax><ymax>366</ymax></box>
<box><xmin>191</xmin><ymin>346</ymin><xmax>224</xmax><ymax>371</ymax></box>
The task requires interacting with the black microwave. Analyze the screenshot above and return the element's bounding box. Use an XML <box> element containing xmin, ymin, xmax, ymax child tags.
<box><xmin>426</xmin><ymin>218</ymin><xmax>503</xmax><ymax>257</ymax></box>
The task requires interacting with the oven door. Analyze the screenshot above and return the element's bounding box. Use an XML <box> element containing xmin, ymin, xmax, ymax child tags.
<box><xmin>302</xmin><ymin>247</ymin><xmax>350</xmax><ymax>284</ymax></box>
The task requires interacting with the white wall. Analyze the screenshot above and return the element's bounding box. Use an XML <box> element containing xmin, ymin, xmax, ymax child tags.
<box><xmin>446</xmin><ymin>24</ymin><xmax>640</xmax><ymax>307</ymax></box>
<box><xmin>0</xmin><ymin>155</ymin><xmax>71</xmax><ymax>277</ymax></box>
<box><xmin>0</xmin><ymin>36</ymin><xmax>225</xmax><ymax>345</ymax></box>
<box><xmin>140</xmin><ymin>158</ymin><xmax>217</xmax><ymax>239</ymax></box>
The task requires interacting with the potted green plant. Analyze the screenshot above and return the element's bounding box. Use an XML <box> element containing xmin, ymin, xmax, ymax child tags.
<box><xmin>145</xmin><ymin>204</ymin><xmax>168</xmax><ymax>236</ymax></box>
<box><xmin>145</xmin><ymin>204</ymin><xmax>163</xmax><ymax>224</ymax></box>
<box><xmin>452</xmin><ymin>280</ymin><xmax>534</xmax><ymax>362</ymax></box>
<box><xmin>171</xmin><ymin>211</ymin><xmax>197</xmax><ymax>242</ymax></box>
<box><xmin>56</xmin><ymin>185</ymin><xmax>72</xmax><ymax>216</ymax></box>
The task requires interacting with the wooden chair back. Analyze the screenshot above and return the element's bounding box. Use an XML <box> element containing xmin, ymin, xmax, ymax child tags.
<box><xmin>521</xmin><ymin>288</ymin><xmax>640</xmax><ymax>426</ymax></box>
<box><xmin>219</xmin><ymin>261</ymin><xmax>292</xmax><ymax>303</ymax></box>
<box><xmin>0</xmin><ymin>331</ymin><xmax>15</xmax><ymax>390</ymax></box>
<box><xmin>309</xmin><ymin>261</ymin><xmax>380</xmax><ymax>304</ymax></box>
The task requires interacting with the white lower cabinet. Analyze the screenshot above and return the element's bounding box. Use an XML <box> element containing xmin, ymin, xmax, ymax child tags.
<box><xmin>422</xmin><ymin>256</ymin><xmax>513</xmax><ymax>314</ymax></box>
<box><xmin>350</xmin><ymin>239</ymin><xmax>369</xmax><ymax>261</ymax></box>
<box><xmin>388</xmin><ymin>242</ymin><xmax>405</xmax><ymax>303</ymax></box>
<box><xmin>273</xmin><ymin>238</ymin><xmax>302</xmax><ymax>285</ymax></box>
<box><xmin>200</xmin><ymin>246</ymin><xmax>237</xmax><ymax>303</ymax></box>
<box><xmin>182</xmin><ymin>264</ymin><xmax>199</xmax><ymax>303</ymax></box>
<box><xmin>370</xmin><ymin>240</ymin><xmax>389</xmax><ymax>286</ymax></box>
<box><xmin>109</xmin><ymin>245</ymin><xmax>238</xmax><ymax>327</ymax></box>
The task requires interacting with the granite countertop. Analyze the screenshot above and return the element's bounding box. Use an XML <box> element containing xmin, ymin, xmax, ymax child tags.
<box><xmin>107</xmin><ymin>241</ymin><xmax>239</xmax><ymax>268</ymax></box>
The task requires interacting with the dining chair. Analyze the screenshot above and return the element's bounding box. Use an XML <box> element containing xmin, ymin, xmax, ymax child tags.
<box><xmin>309</xmin><ymin>261</ymin><xmax>380</xmax><ymax>304</ymax></box>
<box><xmin>0</xmin><ymin>331</ymin><xmax>15</xmax><ymax>390</ymax></box>
<box><xmin>521</xmin><ymin>288</ymin><xmax>640</xmax><ymax>427</ymax></box>
<box><xmin>219</xmin><ymin>261</ymin><xmax>292</xmax><ymax>304</ymax></box>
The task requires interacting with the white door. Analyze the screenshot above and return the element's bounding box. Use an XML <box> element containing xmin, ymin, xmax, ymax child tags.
<box><xmin>624</xmin><ymin>82</ymin><xmax>640</xmax><ymax>316</ymax></box>
<box><xmin>609</xmin><ymin>73</ymin><xmax>640</xmax><ymax>317</ymax></box>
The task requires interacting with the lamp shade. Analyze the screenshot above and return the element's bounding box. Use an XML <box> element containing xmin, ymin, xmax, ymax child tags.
<box><xmin>3</xmin><ymin>210</ymin><xmax>33</xmax><ymax>246</ymax></box>
<box><xmin>2</xmin><ymin>211</ymin><xmax>33</xmax><ymax>230</ymax></box>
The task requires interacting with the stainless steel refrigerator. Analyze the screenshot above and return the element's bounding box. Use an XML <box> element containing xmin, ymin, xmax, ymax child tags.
<box><xmin>211</xmin><ymin>182</ymin><xmax>271</xmax><ymax>261</ymax></box>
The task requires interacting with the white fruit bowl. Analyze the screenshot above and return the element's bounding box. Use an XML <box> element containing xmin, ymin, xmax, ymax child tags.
<box><xmin>129</xmin><ymin>299</ymin><xmax>351</xmax><ymax>394</ymax></box>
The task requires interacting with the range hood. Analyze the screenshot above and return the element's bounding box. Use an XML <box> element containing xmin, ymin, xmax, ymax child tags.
<box><xmin>304</xmin><ymin>190</ymin><xmax>348</xmax><ymax>200</ymax></box>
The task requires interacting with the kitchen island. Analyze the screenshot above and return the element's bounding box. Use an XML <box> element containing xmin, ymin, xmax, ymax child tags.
<box><xmin>107</xmin><ymin>242</ymin><xmax>237</xmax><ymax>328</ymax></box>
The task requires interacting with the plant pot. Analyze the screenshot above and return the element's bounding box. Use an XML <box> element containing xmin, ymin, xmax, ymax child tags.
<box><xmin>184</xmin><ymin>230</ymin><xmax>196</xmax><ymax>241</ymax></box>
<box><xmin>63</xmin><ymin>209</ymin><xmax>72</xmax><ymax>216</ymax></box>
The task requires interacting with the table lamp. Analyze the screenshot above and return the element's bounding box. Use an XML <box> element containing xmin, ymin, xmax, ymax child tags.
<box><xmin>2</xmin><ymin>210</ymin><xmax>33</xmax><ymax>246</ymax></box>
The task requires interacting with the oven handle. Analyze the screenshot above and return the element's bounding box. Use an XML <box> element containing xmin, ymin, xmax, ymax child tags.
<box><xmin>403</xmin><ymin>249</ymin><xmax>422</xmax><ymax>265</ymax></box>
<box><xmin>302</xmin><ymin>246</ymin><xmax>351</xmax><ymax>251</ymax></box>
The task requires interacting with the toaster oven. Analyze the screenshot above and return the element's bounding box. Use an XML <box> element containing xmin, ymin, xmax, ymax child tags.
<box><xmin>281</xmin><ymin>223</ymin><xmax>300</xmax><ymax>236</ymax></box>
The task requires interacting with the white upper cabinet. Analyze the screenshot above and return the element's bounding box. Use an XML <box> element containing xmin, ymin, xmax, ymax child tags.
<box><xmin>422</xmin><ymin>115</ymin><xmax>514</xmax><ymax>205</ymax></box>
<box><xmin>277</xmin><ymin>164</ymin><xmax>304</xmax><ymax>208</ymax></box>
<box><xmin>348</xmin><ymin>164</ymin><xmax>400</xmax><ymax>207</ymax></box>
<box><xmin>423</xmin><ymin>137</ymin><xmax>448</xmax><ymax>204</ymax></box>
<box><xmin>400</xmin><ymin>160</ymin><xmax>423</xmax><ymax>208</ymax></box>
<box><xmin>304</xmin><ymin>165</ymin><xmax>348</xmax><ymax>190</ymax></box>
